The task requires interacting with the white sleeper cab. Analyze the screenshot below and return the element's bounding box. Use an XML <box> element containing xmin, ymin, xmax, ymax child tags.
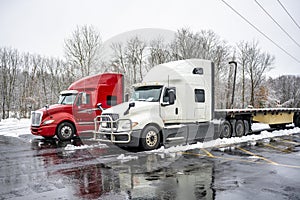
<box><xmin>94</xmin><ymin>59</ymin><xmax>300</xmax><ymax>150</ymax></box>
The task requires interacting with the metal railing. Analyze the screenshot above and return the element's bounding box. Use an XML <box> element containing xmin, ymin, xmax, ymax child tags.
<box><xmin>93</xmin><ymin>115</ymin><xmax>132</xmax><ymax>143</ymax></box>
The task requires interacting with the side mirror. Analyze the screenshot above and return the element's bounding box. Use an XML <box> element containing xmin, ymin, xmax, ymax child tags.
<box><xmin>97</xmin><ymin>103</ymin><xmax>104</xmax><ymax>112</ymax></box>
<box><xmin>129</xmin><ymin>102</ymin><xmax>135</xmax><ymax>108</ymax></box>
<box><xmin>168</xmin><ymin>90</ymin><xmax>175</xmax><ymax>105</ymax></box>
<box><xmin>124</xmin><ymin>102</ymin><xmax>135</xmax><ymax>115</ymax></box>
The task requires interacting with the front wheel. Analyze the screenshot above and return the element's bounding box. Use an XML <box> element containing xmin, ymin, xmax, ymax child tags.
<box><xmin>140</xmin><ymin>126</ymin><xmax>161</xmax><ymax>150</ymax></box>
<box><xmin>57</xmin><ymin>122</ymin><xmax>75</xmax><ymax>141</ymax></box>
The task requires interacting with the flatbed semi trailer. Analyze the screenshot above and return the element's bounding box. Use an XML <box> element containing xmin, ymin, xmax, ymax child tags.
<box><xmin>214</xmin><ymin>107</ymin><xmax>300</xmax><ymax>138</ymax></box>
<box><xmin>94</xmin><ymin>59</ymin><xmax>300</xmax><ymax>150</ymax></box>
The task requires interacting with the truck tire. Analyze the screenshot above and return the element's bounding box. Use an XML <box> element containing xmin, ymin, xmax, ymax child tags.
<box><xmin>220</xmin><ymin>120</ymin><xmax>232</xmax><ymax>138</ymax></box>
<box><xmin>235</xmin><ymin>120</ymin><xmax>245</xmax><ymax>137</ymax></box>
<box><xmin>140</xmin><ymin>125</ymin><xmax>161</xmax><ymax>150</ymax></box>
<box><xmin>57</xmin><ymin>122</ymin><xmax>75</xmax><ymax>141</ymax></box>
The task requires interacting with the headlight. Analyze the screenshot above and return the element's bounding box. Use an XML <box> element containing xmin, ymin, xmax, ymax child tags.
<box><xmin>121</xmin><ymin>121</ymin><xmax>138</xmax><ymax>130</ymax></box>
<box><xmin>42</xmin><ymin>119</ymin><xmax>55</xmax><ymax>125</ymax></box>
<box><xmin>101</xmin><ymin>122</ymin><xmax>107</xmax><ymax>128</ymax></box>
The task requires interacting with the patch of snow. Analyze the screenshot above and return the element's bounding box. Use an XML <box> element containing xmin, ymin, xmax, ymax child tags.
<box><xmin>252</xmin><ymin>123</ymin><xmax>270</xmax><ymax>130</ymax></box>
<box><xmin>64</xmin><ymin>143</ymin><xmax>108</xmax><ymax>151</ymax></box>
<box><xmin>0</xmin><ymin>118</ymin><xmax>31</xmax><ymax>137</ymax></box>
<box><xmin>117</xmin><ymin>154</ymin><xmax>138</xmax><ymax>162</ymax></box>
<box><xmin>150</xmin><ymin>127</ymin><xmax>300</xmax><ymax>154</ymax></box>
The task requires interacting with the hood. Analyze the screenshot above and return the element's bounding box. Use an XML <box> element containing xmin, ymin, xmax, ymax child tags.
<box><xmin>37</xmin><ymin>104</ymin><xmax>72</xmax><ymax>115</ymax></box>
<box><xmin>103</xmin><ymin>101</ymin><xmax>159</xmax><ymax>118</ymax></box>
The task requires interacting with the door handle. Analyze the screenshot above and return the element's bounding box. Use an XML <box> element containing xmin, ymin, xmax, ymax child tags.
<box><xmin>175</xmin><ymin>108</ymin><xmax>178</xmax><ymax>115</ymax></box>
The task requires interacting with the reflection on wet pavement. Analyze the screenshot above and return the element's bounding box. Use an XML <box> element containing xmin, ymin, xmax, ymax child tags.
<box><xmin>0</xmin><ymin>133</ymin><xmax>300</xmax><ymax>199</ymax></box>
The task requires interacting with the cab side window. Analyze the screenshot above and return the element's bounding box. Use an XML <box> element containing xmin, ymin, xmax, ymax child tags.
<box><xmin>195</xmin><ymin>89</ymin><xmax>205</xmax><ymax>103</ymax></box>
<box><xmin>163</xmin><ymin>87</ymin><xmax>176</xmax><ymax>103</ymax></box>
<box><xmin>107</xmin><ymin>95</ymin><xmax>117</xmax><ymax>106</ymax></box>
<box><xmin>76</xmin><ymin>93</ymin><xmax>91</xmax><ymax>106</ymax></box>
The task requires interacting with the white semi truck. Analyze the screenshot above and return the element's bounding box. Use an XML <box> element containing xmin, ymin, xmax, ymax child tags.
<box><xmin>94</xmin><ymin>59</ymin><xmax>300</xmax><ymax>150</ymax></box>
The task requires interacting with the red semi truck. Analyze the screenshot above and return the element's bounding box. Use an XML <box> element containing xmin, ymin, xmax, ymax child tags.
<box><xmin>31</xmin><ymin>73</ymin><xmax>124</xmax><ymax>141</ymax></box>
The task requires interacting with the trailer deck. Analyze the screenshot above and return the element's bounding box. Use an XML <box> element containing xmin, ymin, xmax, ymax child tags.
<box><xmin>214</xmin><ymin>108</ymin><xmax>300</xmax><ymax>138</ymax></box>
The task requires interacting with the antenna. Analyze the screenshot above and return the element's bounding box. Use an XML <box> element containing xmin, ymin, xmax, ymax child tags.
<box><xmin>168</xmin><ymin>75</ymin><xmax>170</xmax><ymax>88</ymax></box>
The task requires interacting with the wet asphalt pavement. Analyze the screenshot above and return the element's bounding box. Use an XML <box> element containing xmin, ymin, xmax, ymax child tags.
<box><xmin>0</xmin><ymin>132</ymin><xmax>300</xmax><ymax>200</ymax></box>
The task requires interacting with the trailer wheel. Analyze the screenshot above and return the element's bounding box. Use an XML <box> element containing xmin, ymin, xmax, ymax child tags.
<box><xmin>140</xmin><ymin>125</ymin><xmax>161</xmax><ymax>150</ymax></box>
<box><xmin>57</xmin><ymin>122</ymin><xmax>75</xmax><ymax>141</ymax></box>
<box><xmin>220</xmin><ymin>120</ymin><xmax>232</xmax><ymax>138</ymax></box>
<box><xmin>235</xmin><ymin>120</ymin><xmax>245</xmax><ymax>137</ymax></box>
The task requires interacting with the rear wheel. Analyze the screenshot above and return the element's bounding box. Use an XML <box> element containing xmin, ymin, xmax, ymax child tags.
<box><xmin>235</xmin><ymin>120</ymin><xmax>245</xmax><ymax>137</ymax></box>
<box><xmin>140</xmin><ymin>125</ymin><xmax>161</xmax><ymax>150</ymax></box>
<box><xmin>57</xmin><ymin>122</ymin><xmax>75</xmax><ymax>141</ymax></box>
<box><xmin>220</xmin><ymin>120</ymin><xmax>232</xmax><ymax>138</ymax></box>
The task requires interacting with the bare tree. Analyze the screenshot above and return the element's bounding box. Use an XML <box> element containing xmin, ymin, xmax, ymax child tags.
<box><xmin>64</xmin><ymin>25</ymin><xmax>102</xmax><ymax>77</ymax></box>
<box><xmin>110</xmin><ymin>36</ymin><xmax>148</xmax><ymax>92</ymax></box>
<box><xmin>0</xmin><ymin>48</ymin><xmax>8</xmax><ymax>119</ymax></box>
<box><xmin>0</xmin><ymin>48</ymin><xmax>21</xmax><ymax>119</ymax></box>
<box><xmin>148</xmin><ymin>37</ymin><xmax>172</xmax><ymax>68</ymax></box>
<box><xmin>110</xmin><ymin>42</ymin><xmax>127</xmax><ymax>74</ymax></box>
<box><xmin>125</xmin><ymin>36</ymin><xmax>147</xmax><ymax>83</ymax></box>
<box><xmin>170</xmin><ymin>28</ymin><xmax>232</xmax><ymax>108</ymax></box>
<box><xmin>237</xmin><ymin>40</ymin><xmax>274</xmax><ymax>107</ymax></box>
<box><xmin>268</xmin><ymin>75</ymin><xmax>300</xmax><ymax>108</ymax></box>
<box><xmin>237</xmin><ymin>41</ymin><xmax>249</xmax><ymax>108</ymax></box>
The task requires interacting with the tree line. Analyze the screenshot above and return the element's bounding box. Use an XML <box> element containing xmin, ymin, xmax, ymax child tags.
<box><xmin>0</xmin><ymin>48</ymin><xmax>74</xmax><ymax>119</ymax></box>
<box><xmin>1</xmin><ymin>25</ymin><xmax>299</xmax><ymax>119</ymax></box>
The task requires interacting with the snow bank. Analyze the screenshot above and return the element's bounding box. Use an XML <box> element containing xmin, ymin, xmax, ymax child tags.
<box><xmin>0</xmin><ymin>118</ymin><xmax>31</xmax><ymax>137</ymax></box>
<box><xmin>151</xmin><ymin>127</ymin><xmax>300</xmax><ymax>154</ymax></box>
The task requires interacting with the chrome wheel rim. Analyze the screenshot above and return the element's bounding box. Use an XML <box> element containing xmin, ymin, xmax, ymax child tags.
<box><xmin>61</xmin><ymin>126</ymin><xmax>72</xmax><ymax>138</ymax></box>
<box><xmin>146</xmin><ymin>131</ymin><xmax>158</xmax><ymax>147</ymax></box>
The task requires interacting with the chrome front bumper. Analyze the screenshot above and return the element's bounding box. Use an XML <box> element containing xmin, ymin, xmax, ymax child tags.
<box><xmin>93</xmin><ymin>115</ymin><xmax>133</xmax><ymax>143</ymax></box>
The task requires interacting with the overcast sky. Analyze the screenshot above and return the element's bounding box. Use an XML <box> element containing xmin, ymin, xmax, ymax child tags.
<box><xmin>0</xmin><ymin>0</ymin><xmax>299</xmax><ymax>77</ymax></box>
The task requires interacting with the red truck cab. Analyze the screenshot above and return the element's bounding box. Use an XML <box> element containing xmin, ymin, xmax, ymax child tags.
<box><xmin>31</xmin><ymin>73</ymin><xmax>124</xmax><ymax>141</ymax></box>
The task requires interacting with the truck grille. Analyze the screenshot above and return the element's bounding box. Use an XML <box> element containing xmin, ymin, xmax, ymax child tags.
<box><xmin>101</xmin><ymin>113</ymin><xmax>119</xmax><ymax>129</ymax></box>
<box><xmin>31</xmin><ymin>111</ymin><xmax>43</xmax><ymax>126</ymax></box>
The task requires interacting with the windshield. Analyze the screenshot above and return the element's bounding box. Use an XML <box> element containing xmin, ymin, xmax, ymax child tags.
<box><xmin>58</xmin><ymin>94</ymin><xmax>77</xmax><ymax>105</ymax></box>
<box><xmin>132</xmin><ymin>86</ymin><xmax>163</xmax><ymax>102</ymax></box>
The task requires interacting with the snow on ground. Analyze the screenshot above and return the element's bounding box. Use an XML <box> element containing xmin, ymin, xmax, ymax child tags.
<box><xmin>0</xmin><ymin>118</ymin><xmax>299</xmax><ymax>155</ymax></box>
<box><xmin>117</xmin><ymin>154</ymin><xmax>139</xmax><ymax>162</ymax></box>
<box><xmin>0</xmin><ymin>118</ymin><xmax>31</xmax><ymax>137</ymax></box>
<box><xmin>64</xmin><ymin>143</ymin><xmax>108</xmax><ymax>151</ymax></box>
<box><xmin>150</xmin><ymin>126</ymin><xmax>300</xmax><ymax>154</ymax></box>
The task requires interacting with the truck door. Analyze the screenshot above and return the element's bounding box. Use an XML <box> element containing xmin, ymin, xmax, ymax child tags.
<box><xmin>73</xmin><ymin>92</ymin><xmax>95</xmax><ymax>131</ymax></box>
<box><xmin>160</xmin><ymin>87</ymin><xmax>180</xmax><ymax>123</ymax></box>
